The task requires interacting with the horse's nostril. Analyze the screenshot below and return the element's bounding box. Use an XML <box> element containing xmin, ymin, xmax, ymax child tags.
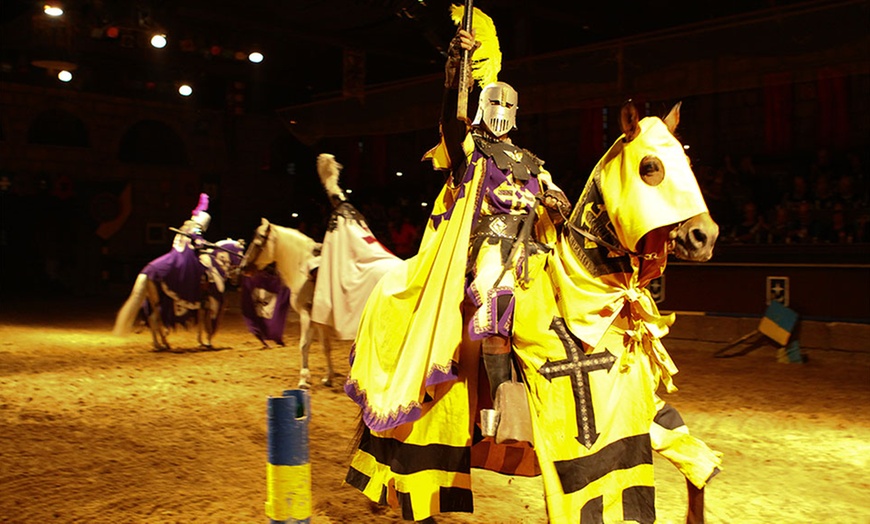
<box><xmin>691</xmin><ymin>228</ymin><xmax>707</xmax><ymax>245</ymax></box>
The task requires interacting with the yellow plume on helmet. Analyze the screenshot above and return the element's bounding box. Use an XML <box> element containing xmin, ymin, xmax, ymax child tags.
<box><xmin>450</xmin><ymin>5</ymin><xmax>501</xmax><ymax>87</ymax></box>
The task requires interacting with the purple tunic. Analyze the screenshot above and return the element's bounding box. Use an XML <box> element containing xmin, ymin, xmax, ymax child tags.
<box><xmin>466</xmin><ymin>150</ymin><xmax>543</xmax><ymax>340</ymax></box>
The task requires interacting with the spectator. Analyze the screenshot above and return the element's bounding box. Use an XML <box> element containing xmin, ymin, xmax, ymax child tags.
<box><xmin>767</xmin><ymin>205</ymin><xmax>792</xmax><ymax>244</ymax></box>
<box><xmin>788</xmin><ymin>201</ymin><xmax>822</xmax><ymax>243</ymax></box>
<box><xmin>820</xmin><ymin>202</ymin><xmax>856</xmax><ymax>243</ymax></box>
<box><xmin>703</xmin><ymin>170</ymin><xmax>737</xmax><ymax>232</ymax></box>
<box><xmin>731</xmin><ymin>201</ymin><xmax>769</xmax><ymax>244</ymax></box>
<box><xmin>387</xmin><ymin>211</ymin><xmax>421</xmax><ymax>259</ymax></box>
<box><xmin>781</xmin><ymin>174</ymin><xmax>811</xmax><ymax>216</ymax></box>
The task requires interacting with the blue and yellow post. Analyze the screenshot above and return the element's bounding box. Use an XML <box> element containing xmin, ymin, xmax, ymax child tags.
<box><xmin>265</xmin><ymin>389</ymin><xmax>311</xmax><ymax>524</ymax></box>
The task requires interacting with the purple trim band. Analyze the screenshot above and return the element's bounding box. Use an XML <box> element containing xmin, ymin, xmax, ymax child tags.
<box><xmin>425</xmin><ymin>364</ymin><xmax>458</xmax><ymax>387</ymax></box>
<box><xmin>344</xmin><ymin>380</ymin><xmax>423</xmax><ymax>432</ymax></box>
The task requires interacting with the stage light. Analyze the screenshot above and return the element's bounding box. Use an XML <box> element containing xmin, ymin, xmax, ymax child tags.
<box><xmin>106</xmin><ymin>26</ymin><xmax>119</xmax><ymax>38</ymax></box>
<box><xmin>178</xmin><ymin>84</ymin><xmax>192</xmax><ymax>96</ymax></box>
<box><xmin>44</xmin><ymin>4</ymin><xmax>63</xmax><ymax>17</ymax></box>
<box><xmin>346</xmin><ymin>189</ymin><xmax>353</xmax><ymax>195</ymax></box>
<box><xmin>210</xmin><ymin>45</ymin><xmax>222</xmax><ymax>56</ymax></box>
<box><xmin>395</xmin><ymin>171</ymin><xmax>403</xmax><ymax>177</ymax></box>
<box><xmin>58</xmin><ymin>70</ymin><xmax>72</xmax><ymax>82</ymax></box>
<box><xmin>248</xmin><ymin>51</ymin><xmax>264</xmax><ymax>63</ymax></box>
<box><xmin>291</xmin><ymin>212</ymin><xmax>299</xmax><ymax>218</ymax></box>
<box><xmin>420</xmin><ymin>201</ymin><xmax>429</xmax><ymax>207</ymax></box>
<box><xmin>150</xmin><ymin>33</ymin><xmax>167</xmax><ymax>49</ymax></box>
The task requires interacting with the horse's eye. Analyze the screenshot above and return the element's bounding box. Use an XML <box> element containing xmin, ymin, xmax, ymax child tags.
<box><xmin>639</xmin><ymin>156</ymin><xmax>665</xmax><ymax>186</ymax></box>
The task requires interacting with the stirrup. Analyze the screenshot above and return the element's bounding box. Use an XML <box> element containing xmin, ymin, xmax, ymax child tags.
<box><xmin>480</xmin><ymin>408</ymin><xmax>500</xmax><ymax>438</ymax></box>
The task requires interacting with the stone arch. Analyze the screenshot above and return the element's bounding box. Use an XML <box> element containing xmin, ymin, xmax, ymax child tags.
<box><xmin>27</xmin><ymin>108</ymin><xmax>89</xmax><ymax>147</ymax></box>
<box><xmin>118</xmin><ymin>119</ymin><xmax>187</xmax><ymax>165</ymax></box>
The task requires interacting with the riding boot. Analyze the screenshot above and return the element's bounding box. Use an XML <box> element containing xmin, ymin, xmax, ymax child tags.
<box><xmin>483</xmin><ymin>352</ymin><xmax>512</xmax><ymax>401</ymax></box>
<box><xmin>480</xmin><ymin>352</ymin><xmax>512</xmax><ymax>438</ymax></box>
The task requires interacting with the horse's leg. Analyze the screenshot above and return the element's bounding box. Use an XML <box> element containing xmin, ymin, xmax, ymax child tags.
<box><xmin>650</xmin><ymin>399</ymin><xmax>720</xmax><ymax>524</ymax></box>
<box><xmin>198</xmin><ymin>296</ymin><xmax>219</xmax><ymax>349</ymax></box>
<box><xmin>197</xmin><ymin>307</ymin><xmax>214</xmax><ymax>348</ymax></box>
<box><xmin>686</xmin><ymin>480</ymin><xmax>705</xmax><ymax>524</ymax></box>
<box><xmin>144</xmin><ymin>282</ymin><xmax>169</xmax><ymax>351</ymax></box>
<box><xmin>317</xmin><ymin>323</ymin><xmax>335</xmax><ymax>387</ymax></box>
<box><xmin>297</xmin><ymin>309</ymin><xmax>313</xmax><ymax>389</ymax></box>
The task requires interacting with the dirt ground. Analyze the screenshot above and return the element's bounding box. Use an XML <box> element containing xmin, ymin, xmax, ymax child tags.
<box><xmin>1</xmin><ymin>294</ymin><xmax>868</xmax><ymax>524</ymax></box>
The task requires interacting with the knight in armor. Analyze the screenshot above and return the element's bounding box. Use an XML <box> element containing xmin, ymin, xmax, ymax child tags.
<box><xmin>428</xmin><ymin>28</ymin><xmax>571</xmax><ymax>440</ymax></box>
<box><xmin>174</xmin><ymin>193</ymin><xmax>224</xmax><ymax>293</ymax></box>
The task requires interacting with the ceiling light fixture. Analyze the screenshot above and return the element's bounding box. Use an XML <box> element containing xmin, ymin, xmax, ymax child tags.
<box><xmin>178</xmin><ymin>84</ymin><xmax>192</xmax><ymax>96</ymax></box>
<box><xmin>248</xmin><ymin>51</ymin><xmax>264</xmax><ymax>64</ymax></box>
<box><xmin>150</xmin><ymin>33</ymin><xmax>167</xmax><ymax>49</ymax></box>
<box><xmin>44</xmin><ymin>4</ymin><xmax>63</xmax><ymax>17</ymax></box>
<box><xmin>57</xmin><ymin>70</ymin><xmax>72</xmax><ymax>82</ymax></box>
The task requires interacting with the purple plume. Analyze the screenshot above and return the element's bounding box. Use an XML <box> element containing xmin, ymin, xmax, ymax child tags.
<box><xmin>192</xmin><ymin>193</ymin><xmax>209</xmax><ymax>215</ymax></box>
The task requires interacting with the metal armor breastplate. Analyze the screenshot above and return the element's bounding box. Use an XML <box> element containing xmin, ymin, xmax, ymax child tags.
<box><xmin>473</xmin><ymin>132</ymin><xmax>544</xmax><ymax>182</ymax></box>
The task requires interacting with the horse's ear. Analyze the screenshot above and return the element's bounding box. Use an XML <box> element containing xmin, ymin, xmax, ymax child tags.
<box><xmin>664</xmin><ymin>102</ymin><xmax>681</xmax><ymax>134</ymax></box>
<box><xmin>260</xmin><ymin>217</ymin><xmax>269</xmax><ymax>226</ymax></box>
<box><xmin>620</xmin><ymin>100</ymin><xmax>641</xmax><ymax>142</ymax></box>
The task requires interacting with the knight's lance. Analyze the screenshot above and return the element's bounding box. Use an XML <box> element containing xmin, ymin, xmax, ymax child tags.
<box><xmin>456</xmin><ymin>0</ymin><xmax>474</xmax><ymax>122</ymax></box>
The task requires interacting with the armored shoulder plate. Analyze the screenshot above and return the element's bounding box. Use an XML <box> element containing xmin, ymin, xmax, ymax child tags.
<box><xmin>473</xmin><ymin>133</ymin><xmax>544</xmax><ymax>182</ymax></box>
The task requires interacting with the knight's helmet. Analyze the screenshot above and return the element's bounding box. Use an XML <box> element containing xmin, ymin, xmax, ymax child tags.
<box><xmin>190</xmin><ymin>193</ymin><xmax>211</xmax><ymax>233</ymax></box>
<box><xmin>472</xmin><ymin>81</ymin><xmax>518</xmax><ymax>138</ymax></box>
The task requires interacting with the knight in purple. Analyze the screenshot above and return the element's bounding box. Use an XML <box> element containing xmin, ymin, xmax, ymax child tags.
<box><xmin>424</xmin><ymin>28</ymin><xmax>572</xmax><ymax>440</ymax></box>
<box><xmin>139</xmin><ymin>193</ymin><xmax>216</xmax><ymax>328</ymax></box>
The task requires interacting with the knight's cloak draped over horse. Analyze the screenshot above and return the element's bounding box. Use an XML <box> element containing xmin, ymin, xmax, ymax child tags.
<box><xmin>311</xmin><ymin>200</ymin><xmax>403</xmax><ymax>341</ymax></box>
<box><xmin>344</xmin><ymin>100</ymin><xmax>722</xmax><ymax>522</ymax></box>
<box><xmin>239</xmin><ymin>154</ymin><xmax>402</xmax><ymax>348</ymax></box>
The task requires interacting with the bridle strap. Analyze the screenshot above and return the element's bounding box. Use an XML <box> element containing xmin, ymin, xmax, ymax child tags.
<box><xmin>560</xmin><ymin>209</ymin><xmax>667</xmax><ymax>261</ymax></box>
<box><xmin>245</xmin><ymin>222</ymin><xmax>272</xmax><ymax>266</ymax></box>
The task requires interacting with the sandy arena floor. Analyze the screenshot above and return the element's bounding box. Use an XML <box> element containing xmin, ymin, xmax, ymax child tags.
<box><xmin>0</xmin><ymin>295</ymin><xmax>868</xmax><ymax>523</ymax></box>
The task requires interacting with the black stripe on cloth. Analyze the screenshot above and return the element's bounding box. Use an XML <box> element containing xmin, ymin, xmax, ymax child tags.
<box><xmin>581</xmin><ymin>495</ymin><xmax>604</xmax><ymax>523</ymax></box>
<box><xmin>397</xmin><ymin>490</ymin><xmax>414</xmax><ymax>521</ymax></box>
<box><xmin>623</xmin><ymin>485</ymin><xmax>656</xmax><ymax>524</ymax></box>
<box><xmin>554</xmin><ymin>433</ymin><xmax>653</xmax><ymax>494</ymax></box>
<box><xmin>394</xmin><ymin>485</ymin><xmax>474</xmax><ymax>520</ymax></box>
<box><xmin>361</xmin><ymin>433</ymin><xmax>471</xmax><ymax>475</ymax></box>
<box><xmin>653</xmin><ymin>403</ymin><xmax>685</xmax><ymax>430</ymax></box>
<box><xmin>439</xmin><ymin>486</ymin><xmax>474</xmax><ymax>513</ymax></box>
<box><xmin>345</xmin><ymin>466</ymin><xmax>370</xmax><ymax>492</ymax></box>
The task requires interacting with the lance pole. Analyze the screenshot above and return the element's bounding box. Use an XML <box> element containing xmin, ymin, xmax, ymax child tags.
<box><xmin>456</xmin><ymin>0</ymin><xmax>474</xmax><ymax>122</ymax></box>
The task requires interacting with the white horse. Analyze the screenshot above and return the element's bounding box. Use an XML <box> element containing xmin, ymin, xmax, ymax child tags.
<box><xmin>241</xmin><ymin>220</ymin><xmax>330</xmax><ymax>387</ymax></box>
<box><xmin>240</xmin><ymin>154</ymin><xmax>402</xmax><ymax>388</ymax></box>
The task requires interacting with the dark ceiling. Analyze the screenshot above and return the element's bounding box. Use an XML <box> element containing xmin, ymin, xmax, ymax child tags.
<box><xmin>0</xmin><ymin>0</ymin><xmax>810</xmax><ymax>113</ymax></box>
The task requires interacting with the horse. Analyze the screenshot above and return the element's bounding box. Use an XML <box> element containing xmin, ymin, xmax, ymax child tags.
<box><xmin>239</xmin><ymin>153</ymin><xmax>402</xmax><ymax>389</ymax></box>
<box><xmin>240</xmin><ymin>220</ymin><xmax>331</xmax><ymax>387</ymax></box>
<box><xmin>343</xmin><ymin>101</ymin><xmax>721</xmax><ymax>523</ymax></box>
<box><xmin>112</xmin><ymin>235</ymin><xmax>246</xmax><ymax>351</ymax></box>
<box><xmin>241</xmin><ymin>210</ymin><xmax>399</xmax><ymax>389</ymax></box>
